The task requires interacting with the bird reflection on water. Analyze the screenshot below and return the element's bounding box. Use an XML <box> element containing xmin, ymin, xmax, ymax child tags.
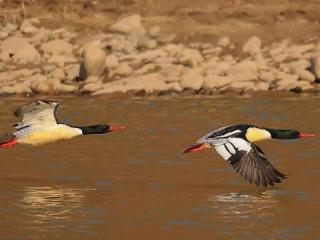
<box><xmin>208</xmin><ymin>191</ymin><xmax>277</xmax><ymax>219</ymax></box>
<box><xmin>18</xmin><ymin>186</ymin><xmax>91</xmax><ymax>225</ymax></box>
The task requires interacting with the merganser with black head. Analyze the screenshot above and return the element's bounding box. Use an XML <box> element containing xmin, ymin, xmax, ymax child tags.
<box><xmin>0</xmin><ymin>100</ymin><xmax>124</xmax><ymax>147</ymax></box>
<box><xmin>183</xmin><ymin>124</ymin><xmax>315</xmax><ymax>187</ymax></box>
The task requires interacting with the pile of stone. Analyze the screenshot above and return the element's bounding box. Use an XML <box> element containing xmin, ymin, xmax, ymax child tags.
<box><xmin>0</xmin><ymin>15</ymin><xmax>319</xmax><ymax>96</ymax></box>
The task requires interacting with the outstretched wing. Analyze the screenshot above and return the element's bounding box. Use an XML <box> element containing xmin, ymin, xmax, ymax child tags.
<box><xmin>13</xmin><ymin>100</ymin><xmax>59</xmax><ymax>129</ymax></box>
<box><xmin>214</xmin><ymin>138</ymin><xmax>286</xmax><ymax>187</ymax></box>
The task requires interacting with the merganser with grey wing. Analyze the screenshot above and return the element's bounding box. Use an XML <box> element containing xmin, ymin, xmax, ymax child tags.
<box><xmin>0</xmin><ymin>100</ymin><xmax>124</xmax><ymax>147</ymax></box>
<box><xmin>183</xmin><ymin>124</ymin><xmax>315</xmax><ymax>187</ymax></box>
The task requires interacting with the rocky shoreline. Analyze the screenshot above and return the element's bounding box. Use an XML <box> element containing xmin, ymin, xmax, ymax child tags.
<box><xmin>0</xmin><ymin>14</ymin><xmax>320</xmax><ymax>97</ymax></box>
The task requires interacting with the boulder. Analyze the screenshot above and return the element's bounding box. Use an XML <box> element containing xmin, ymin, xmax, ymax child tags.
<box><xmin>105</xmin><ymin>55</ymin><xmax>119</xmax><ymax>69</ymax></box>
<box><xmin>81</xmin><ymin>44</ymin><xmax>106</xmax><ymax>80</ymax></box>
<box><xmin>41</xmin><ymin>39</ymin><xmax>73</xmax><ymax>56</ymax></box>
<box><xmin>180</xmin><ymin>69</ymin><xmax>204</xmax><ymax>90</ymax></box>
<box><xmin>177</xmin><ymin>48</ymin><xmax>204</xmax><ymax>67</ymax></box>
<box><xmin>19</xmin><ymin>20</ymin><xmax>38</xmax><ymax>34</ymax></box>
<box><xmin>243</xmin><ymin>36</ymin><xmax>262</xmax><ymax>55</ymax></box>
<box><xmin>0</xmin><ymin>36</ymin><xmax>41</xmax><ymax>64</ymax></box>
<box><xmin>310</xmin><ymin>54</ymin><xmax>320</xmax><ymax>80</ymax></box>
<box><xmin>202</xmin><ymin>75</ymin><xmax>233</xmax><ymax>89</ymax></box>
<box><xmin>109</xmin><ymin>63</ymin><xmax>133</xmax><ymax>78</ymax></box>
<box><xmin>218</xmin><ymin>36</ymin><xmax>230</xmax><ymax>48</ymax></box>
<box><xmin>110</xmin><ymin>15</ymin><xmax>146</xmax><ymax>35</ymax></box>
<box><xmin>94</xmin><ymin>73</ymin><xmax>181</xmax><ymax>94</ymax></box>
<box><xmin>227</xmin><ymin>61</ymin><xmax>258</xmax><ymax>82</ymax></box>
<box><xmin>255</xmin><ymin>82</ymin><xmax>270</xmax><ymax>91</ymax></box>
<box><xmin>47</xmin><ymin>55</ymin><xmax>78</xmax><ymax>67</ymax></box>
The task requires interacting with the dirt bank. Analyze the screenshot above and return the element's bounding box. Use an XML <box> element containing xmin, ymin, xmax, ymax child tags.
<box><xmin>0</xmin><ymin>0</ymin><xmax>320</xmax><ymax>96</ymax></box>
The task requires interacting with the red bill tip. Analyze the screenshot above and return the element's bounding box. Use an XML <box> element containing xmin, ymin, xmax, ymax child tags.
<box><xmin>298</xmin><ymin>133</ymin><xmax>315</xmax><ymax>138</ymax></box>
<box><xmin>0</xmin><ymin>139</ymin><xmax>17</xmax><ymax>148</ymax></box>
<box><xmin>109</xmin><ymin>126</ymin><xmax>125</xmax><ymax>132</ymax></box>
<box><xmin>183</xmin><ymin>143</ymin><xmax>206</xmax><ymax>154</ymax></box>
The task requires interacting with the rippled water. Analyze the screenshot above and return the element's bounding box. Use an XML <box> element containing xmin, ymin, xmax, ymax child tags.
<box><xmin>0</xmin><ymin>93</ymin><xmax>319</xmax><ymax>239</ymax></box>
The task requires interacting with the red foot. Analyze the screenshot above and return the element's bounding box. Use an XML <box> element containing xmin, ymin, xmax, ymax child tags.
<box><xmin>0</xmin><ymin>139</ymin><xmax>17</xmax><ymax>148</ymax></box>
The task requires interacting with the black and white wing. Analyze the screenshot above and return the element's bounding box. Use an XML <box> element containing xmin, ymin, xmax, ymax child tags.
<box><xmin>13</xmin><ymin>100</ymin><xmax>59</xmax><ymax>129</ymax></box>
<box><xmin>214</xmin><ymin>138</ymin><xmax>286</xmax><ymax>187</ymax></box>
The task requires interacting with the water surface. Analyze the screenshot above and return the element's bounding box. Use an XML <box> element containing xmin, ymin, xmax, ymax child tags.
<box><xmin>0</xmin><ymin>93</ymin><xmax>319</xmax><ymax>239</ymax></box>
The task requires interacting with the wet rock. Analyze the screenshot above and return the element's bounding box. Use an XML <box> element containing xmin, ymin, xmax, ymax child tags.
<box><xmin>81</xmin><ymin>44</ymin><xmax>106</xmax><ymax>80</ymax></box>
<box><xmin>41</xmin><ymin>39</ymin><xmax>73</xmax><ymax>56</ymax></box>
<box><xmin>202</xmin><ymin>75</ymin><xmax>233</xmax><ymax>89</ymax></box>
<box><xmin>110</xmin><ymin>15</ymin><xmax>146</xmax><ymax>35</ymax></box>
<box><xmin>180</xmin><ymin>69</ymin><xmax>204</xmax><ymax>90</ymax></box>
<box><xmin>243</xmin><ymin>36</ymin><xmax>261</xmax><ymax>55</ymax></box>
<box><xmin>0</xmin><ymin>36</ymin><xmax>41</xmax><ymax>64</ymax></box>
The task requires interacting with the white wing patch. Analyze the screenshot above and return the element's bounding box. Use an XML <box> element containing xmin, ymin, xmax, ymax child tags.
<box><xmin>214</xmin><ymin>137</ymin><xmax>252</xmax><ymax>161</ymax></box>
<box><xmin>215</xmin><ymin>144</ymin><xmax>232</xmax><ymax>160</ymax></box>
<box><xmin>227</xmin><ymin>138</ymin><xmax>252</xmax><ymax>152</ymax></box>
<box><xmin>216</xmin><ymin>130</ymin><xmax>242</xmax><ymax>138</ymax></box>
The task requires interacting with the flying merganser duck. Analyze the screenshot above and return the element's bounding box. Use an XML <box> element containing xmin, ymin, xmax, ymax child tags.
<box><xmin>183</xmin><ymin>124</ymin><xmax>315</xmax><ymax>187</ymax></box>
<box><xmin>0</xmin><ymin>100</ymin><xmax>124</xmax><ymax>148</ymax></box>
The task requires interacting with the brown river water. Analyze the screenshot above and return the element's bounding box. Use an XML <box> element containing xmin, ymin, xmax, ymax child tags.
<box><xmin>0</xmin><ymin>93</ymin><xmax>319</xmax><ymax>240</ymax></box>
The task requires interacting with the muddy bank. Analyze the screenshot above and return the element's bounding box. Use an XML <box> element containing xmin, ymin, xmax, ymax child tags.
<box><xmin>0</xmin><ymin>1</ymin><xmax>320</xmax><ymax>96</ymax></box>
